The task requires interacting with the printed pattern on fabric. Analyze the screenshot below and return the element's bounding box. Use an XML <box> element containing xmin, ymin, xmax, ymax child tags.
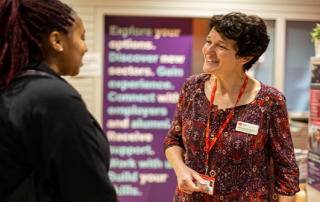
<box><xmin>163</xmin><ymin>74</ymin><xmax>300</xmax><ymax>202</ymax></box>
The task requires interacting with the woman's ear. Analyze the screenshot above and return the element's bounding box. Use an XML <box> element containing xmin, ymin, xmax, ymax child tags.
<box><xmin>48</xmin><ymin>31</ymin><xmax>64</xmax><ymax>52</ymax></box>
<box><xmin>241</xmin><ymin>56</ymin><xmax>254</xmax><ymax>64</ymax></box>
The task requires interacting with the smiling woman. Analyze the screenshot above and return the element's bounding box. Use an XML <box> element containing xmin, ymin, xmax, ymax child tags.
<box><xmin>0</xmin><ymin>0</ymin><xmax>118</xmax><ymax>201</ymax></box>
<box><xmin>164</xmin><ymin>12</ymin><xmax>299</xmax><ymax>202</ymax></box>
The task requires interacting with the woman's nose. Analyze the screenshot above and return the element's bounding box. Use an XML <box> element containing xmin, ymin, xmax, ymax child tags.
<box><xmin>204</xmin><ymin>44</ymin><xmax>215</xmax><ymax>55</ymax></box>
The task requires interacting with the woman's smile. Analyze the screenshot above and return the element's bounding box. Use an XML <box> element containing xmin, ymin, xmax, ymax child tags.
<box><xmin>206</xmin><ymin>58</ymin><xmax>219</xmax><ymax>64</ymax></box>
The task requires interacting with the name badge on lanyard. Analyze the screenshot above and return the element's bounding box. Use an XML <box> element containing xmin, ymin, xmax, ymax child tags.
<box><xmin>236</xmin><ymin>121</ymin><xmax>259</xmax><ymax>135</ymax></box>
<box><xmin>196</xmin><ymin>174</ymin><xmax>215</xmax><ymax>195</ymax></box>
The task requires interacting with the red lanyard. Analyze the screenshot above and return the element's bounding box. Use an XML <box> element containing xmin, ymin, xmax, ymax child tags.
<box><xmin>205</xmin><ymin>74</ymin><xmax>248</xmax><ymax>174</ymax></box>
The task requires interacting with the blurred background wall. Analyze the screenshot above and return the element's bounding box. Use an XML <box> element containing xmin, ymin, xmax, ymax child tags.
<box><xmin>60</xmin><ymin>0</ymin><xmax>320</xmax><ymax>123</ymax></box>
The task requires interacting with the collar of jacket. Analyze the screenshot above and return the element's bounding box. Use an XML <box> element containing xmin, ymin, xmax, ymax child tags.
<box><xmin>24</xmin><ymin>61</ymin><xmax>64</xmax><ymax>81</ymax></box>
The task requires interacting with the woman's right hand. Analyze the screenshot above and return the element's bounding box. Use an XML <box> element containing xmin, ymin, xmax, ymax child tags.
<box><xmin>175</xmin><ymin>164</ymin><xmax>206</xmax><ymax>194</ymax></box>
<box><xmin>165</xmin><ymin>146</ymin><xmax>206</xmax><ymax>194</ymax></box>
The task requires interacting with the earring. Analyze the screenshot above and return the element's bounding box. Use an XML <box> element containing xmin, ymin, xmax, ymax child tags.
<box><xmin>60</xmin><ymin>48</ymin><xmax>63</xmax><ymax>52</ymax></box>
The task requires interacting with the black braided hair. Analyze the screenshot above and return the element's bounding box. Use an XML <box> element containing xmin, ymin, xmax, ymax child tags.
<box><xmin>0</xmin><ymin>0</ymin><xmax>75</xmax><ymax>89</ymax></box>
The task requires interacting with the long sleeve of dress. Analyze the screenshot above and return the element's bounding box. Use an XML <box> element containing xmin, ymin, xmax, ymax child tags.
<box><xmin>163</xmin><ymin>82</ymin><xmax>186</xmax><ymax>152</ymax></box>
<box><xmin>267</xmin><ymin>93</ymin><xmax>300</xmax><ymax>196</ymax></box>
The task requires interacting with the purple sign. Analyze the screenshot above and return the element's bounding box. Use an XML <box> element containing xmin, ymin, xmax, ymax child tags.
<box><xmin>308</xmin><ymin>152</ymin><xmax>320</xmax><ymax>191</ymax></box>
<box><xmin>103</xmin><ymin>16</ymin><xmax>193</xmax><ymax>202</ymax></box>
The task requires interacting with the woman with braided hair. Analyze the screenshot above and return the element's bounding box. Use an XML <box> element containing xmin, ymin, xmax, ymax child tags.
<box><xmin>0</xmin><ymin>0</ymin><xmax>118</xmax><ymax>201</ymax></box>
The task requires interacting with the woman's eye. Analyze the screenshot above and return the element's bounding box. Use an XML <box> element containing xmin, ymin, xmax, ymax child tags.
<box><xmin>206</xmin><ymin>40</ymin><xmax>211</xmax><ymax>44</ymax></box>
<box><xmin>219</xmin><ymin>45</ymin><xmax>225</xmax><ymax>49</ymax></box>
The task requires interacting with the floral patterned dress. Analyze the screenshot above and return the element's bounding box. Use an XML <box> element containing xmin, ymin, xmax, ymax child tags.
<box><xmin>163</xmin><ymin>74</ymin><xmax>300</xmax><ymax>202</ymax></box>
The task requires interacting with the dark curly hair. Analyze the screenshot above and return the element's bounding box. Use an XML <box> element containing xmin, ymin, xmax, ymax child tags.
<box><xmin>0</xmin><ymin>0</ymin><xmax>75</xmax><ymax>90</ymax></box>
<box><xmin>208</xmin><ymin>12</ymin><xmax>270</xmax><ymax>71</ymax></box>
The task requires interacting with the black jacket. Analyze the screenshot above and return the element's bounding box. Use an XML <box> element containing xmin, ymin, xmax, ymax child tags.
<box><xmin>0</xmin><ymin>62</ymin><xmax>118</xmax><ymax>202</ymax></box>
